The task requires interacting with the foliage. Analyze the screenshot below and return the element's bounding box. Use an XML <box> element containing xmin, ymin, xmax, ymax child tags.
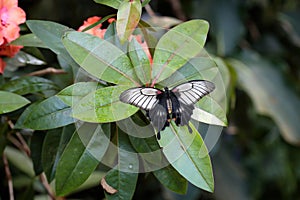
<box><xmin>0</xmin><ymin>0</ymin><xmax>300</xmax><ymax>199</ymax></box>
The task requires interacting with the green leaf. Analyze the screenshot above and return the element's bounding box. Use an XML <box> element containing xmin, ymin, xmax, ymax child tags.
<box><xmin>26</xmin><ymin>20</ymin><xmax>77</xmax><ymax>68</ymax></box>
<box><xmin>117</xmin><ymin>113</ymin><xmax>154</xmax><ymax>138</ymax></box>
<box><xmin>55</xmin><ymin>123</ymin><xmax>111</xmax><ymax>196</ymax></box>
<box><xmin>104</xmin><ymin>128</ymin><xmax>138</xmax><ymax>200</ymax></box>
<box><xmin>159</xmin><ymin>51</ymin><xmax>218</xmax><ymax>87</ymax></box>
<box><xmin>14</xmin><ymin>96</ymin><xmax>75</xmax><ymax>130</ymax></box>
<box><xmin>42</xmin><ymin>125</ymin><xmax>75</xmax><ymax>182</ymax></box>
<box><xmin>11</xmin><ymin>33</ymin><xmax>48</xmax><ymax>48</ymax></box>
<box><xmin>94</xmin><ymin>0</ymin><xmax>122</xmax><ymax>9</ymax></box>
<box><xmin>229</xmin><ymin>51</ymin><xmax>300</xmax><ymax>145</ymax></box>
<box><xmin>158</xmin><ymin>122</ymin><xmax>214</xmax><ymax>192</ymax></box>
<box><xmin>73</xmin><ymin>171</ymin><xmax>106</xmax><ymax>193</ymax></box>
<box><xmin>0</xmin><ymin>76</ymin><xmax>59</xmax><ymax>96</ymax></box>
<box><xmin>72</xmin><ymin>85</ymin><xmax>138</xmax><ymax>123</ymax></box>
<box><xmin>0</xmin><ymin>91</ymin><xmax>30</xmax><ymax>114</ymax></box>
<box><xmin>128</xmin><ymin>37</ymin><xmax>151</xmax><ymax>84</ymax></box>
<box><xmin>56</xmin><ymin>82</ymin><xmax>103</xmax><ymax>106</ymax></box>
<box><xmin>104</xmin><ymin>22</ymin><xmax>128</xmax><ymax>52</ymax></box>
<box><xmin>141</xmin><ymin>0</ymin><xmax>151</xmax><ymax>6</ymax></box>
<box><xmin>153</xmin><ymin>166</ymin><xmax>188</xmax><ymax>194</ymax></box>
<box><xmin>26</xmin><ymin>20</ymin><xmax>72</xmax><ymax>55</ymax></box>
<box><xmin>152</xmin><ymin>20</ymin><xmax>209</xmax><ymax>83</ymax></box>
<box><xmin>128</xmin><ymin>132</ymin><xmax>164</xmax><ymax>168</ymax></box>
<box><xmin>62</xmin><ymin>31</ymin><xmax>140</xmax><ymax>86</ymax></box>
<box><xmin>128</xmin><ymin>119</ymin><xmax>188</xmax><ymax>194</ymax></box>
<box><xmin>4</xmin><ymin>146</ymin><xmax>35</xmax><ymax>177</ymax></box>
<box><xmin>193</xmin><ymin>96</ymin><xmax>227</xmax><ymax>126</ymax></box>
<box><xmin>30</xmin><ymin>132</ymin><xmax>46</xmax><ymax>175</ymax></box>
<box><xmin>57</xmin><ymin>54</ymin><xmax>80</xmax><ymax>81</ymax></box>
<box><xmin>116</xmin><ymin>0</ymin><xmax>142</xmax><ymax>43</ymax></box>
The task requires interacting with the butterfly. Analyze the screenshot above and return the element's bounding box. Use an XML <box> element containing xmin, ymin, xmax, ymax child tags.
<box><xmin>119</xmin><ymin>80</ymin><xmax>215</xmax><ymax>139</ymax></box>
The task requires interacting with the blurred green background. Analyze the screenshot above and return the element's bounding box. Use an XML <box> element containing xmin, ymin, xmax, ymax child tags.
<box><xmin>2</xmin><ymin>0</ymin><xmax>300</xmax><ymax>199</ymax></box>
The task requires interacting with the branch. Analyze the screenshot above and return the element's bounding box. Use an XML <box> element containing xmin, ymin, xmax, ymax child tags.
<box><xmin>3</xmin><ymin>153</ymin><xmax>14</xmax><ymax>200</ymax></box>
<box><xmin>40</xmin><ymin>173</ymin><xmax>56</xmax><ymax>200</ymax></box>
<box><xmin>26</xmin><ymin>67</ymin><xmax>67</xmax><ymax>76</ymax></box>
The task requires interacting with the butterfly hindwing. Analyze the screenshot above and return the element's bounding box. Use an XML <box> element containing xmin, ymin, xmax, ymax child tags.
<box><xmin>171</xmin><ymin>80</ymin><xmax>215</xmax><ymax>130</ymax></box>
<box><xmin>148</xmin><ymin>98</ymin><xmax>168</xmax><ymax>139</ymax></box>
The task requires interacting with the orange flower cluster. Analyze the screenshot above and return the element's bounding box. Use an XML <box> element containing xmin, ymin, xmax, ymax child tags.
<box><xmin>78</xmin><ymin>16</ymin><xmax>152</xmax><ymax>63</ymax></box>
<box><xmin>78</xmin><ymin>16</ymin><xmax>115</xmax><ymax>39</ymax></box>
<box><xmin>0</xmin><ymin>0</ymin><xmax>26</xmax><ymax>73</ymax></box>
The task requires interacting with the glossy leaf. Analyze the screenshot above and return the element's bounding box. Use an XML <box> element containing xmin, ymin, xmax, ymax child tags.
<box><xmin>104</xmin><ymin>22</ymin><xmax>128</xmax><ymax>52</ymax></box>
<box><xmin>26</xmin><ymin>20</ymin><xmax>78</xmax><ymax>69</ymax></box>
<box><xmin>72</xmin><ymin>85</ymin><xmax>138</xmax><ymax>123</ymax></box>
<box><xmin>126</xmin><ymin>119</ymin><xmax>189</xmax><ymax>194</ymax></box>
<box><xmin>193</xmin><ymin>96</ymin><xmax>227</xmax><ymax>126</ymax></box>
<box><xmin>153</xmin><ymin>166</ymin><xmax>188</xmax><ymax>194</ymax></box>
<box><xmin>118</xmin><ymin>114</ymin><xmax>154</xmax><ymax>139</ymax></box>
<box><xmin>229</xmin><ymin>52</ymin><xmax>300</xmax><ymax>145</ymax></box>
<box><xmin>152</xmin><ymin>20</ymin><xmax>209</xmax><ymax>83</ymax></box>
<box><xmin>116</xmin><ymin>0</ymin><xmax>142</xmax><ymax>43</ymax></box>
<box><xmin>0</xmin><ymin>76</ymin><xmax>59</xmax><ymax>96</ymax></box>
<box><xmin>0</xmin><ymin>91</ymin><xmax>30</xmax><ymax>114</ymax></box>
<box><xmin>55</xmin><ymin>123</ymin><xmax>111</xmax><ymax>196</ymax></box>
<box><xmin>42</xmin><ymin>125</ymin><xmax>75</xmax><ymax>182</ymax></box>
<box><xmin>14</xmin><ymin>96</ymin><xmax>75</xmax><ymax>130</ymax></box>
<box><xmin>128</xmin><ymin>128</ymin><xmax>165</xmax><ymax>168</ymax></box>
<box><xmin>93</xmin><ymin>0</ymin><xmax>122</xmax><ymax>9</ymax></box>
<box><xmin>57</xmin><ymin>54</ymin><xmax>80</xmax><ymax>82</ymax></box>
<box><xmin>104</xmin><ymin>128</ymin><xmax>138</xmax><ymax>200</ymax></box>
<box><xmin>11</xmin><ymin>33</ymin><xmax>47</xmax><ymax>48</ymax></box>
<box><xmin>56</xmin><ymin>82</ymin><xmax>103</xmax><ymax>106</ymax></box>
<box><xmin>158</xmin><ymin>122</ymin><xmax>214</xmax><ymax>192</ymax></box>
<box><xmin>75</xmin><ymin>171</ymin><xmax>106</xmax><ymax>193</ymax></box>
<box><xmin>26</xmin><ymin>20</ymin><xmax>72</xmax><ymax>55</ymax></box>
<box><xmin>30</xmin><ymin>132</ymin><xmax>46</xmax><ymax>175</ymax></box>
<box><xmin>62</xmin><ymin>31</ymin><xmax>140</xmax><ymax>86</ymax></box>
<box><xmin>159</xmin><ymin>52</ymin><xmax>218</xmax><ymax>87</ymax></box>
<box><xmin>128</xmin><ymin>37</ymin><xmax>151</xmax><ymax>84</ymax></box>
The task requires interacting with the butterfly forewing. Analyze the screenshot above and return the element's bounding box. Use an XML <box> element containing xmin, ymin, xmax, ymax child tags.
<box><xmin>119</xmin><ymin>87</ymin><xmax>160</xmax><ymax>110</ymax></box>
<box><xmin>172</xmin><ymin>80</ymin><xmax>215</xmax><ymax>105</ymax></box>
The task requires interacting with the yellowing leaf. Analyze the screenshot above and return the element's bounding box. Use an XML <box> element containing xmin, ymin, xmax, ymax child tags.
<box><xmin>117</xmin><ymin>0</ymin><xmax>142</xmax><ymax>43</ymax></box>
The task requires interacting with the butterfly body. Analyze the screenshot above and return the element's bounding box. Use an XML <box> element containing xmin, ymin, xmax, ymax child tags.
<box><xmin>120</xmin><ymin>80</ymin><xmax>215</xmax><ymax>139</ymax></box>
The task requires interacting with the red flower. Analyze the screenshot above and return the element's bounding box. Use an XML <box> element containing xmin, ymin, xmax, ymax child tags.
<box><xmin>78</xmin><ymin>16</ymin><xmax>107</xmax><ymax>39</ymax></box>
<box><xmin>0</xmin><ymin>44</ymin><xmax>22</xmax><ymax>73</ymax></box>
<box><xmin>0</xmin><ymin>56</ymin><xmax>5</xmax><ymax>73</ymax></box>
<box><xmin>0</xmin><ymin>0</ymin><xmax>26</xmax><ymax>74</ymax></box>
<box><xmin>0</xmin><ymin>0</ymin><xmax>26</xmax><ymax>45</ymax></box>
<box><xmin>0</xmin><ymin>43</ymin><xmax>22</xmax><ymax>57</ymax></box>
<box><xmin>78</xmin><ymin>16</ymin><xmax>152</xmax><ymax>63</ymax></box>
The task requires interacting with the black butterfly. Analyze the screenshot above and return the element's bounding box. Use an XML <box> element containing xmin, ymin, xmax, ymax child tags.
<box><xmin>119</xmin><ymin>80</ymin><xmax>215</xmax><ymax>139</ymax></box>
